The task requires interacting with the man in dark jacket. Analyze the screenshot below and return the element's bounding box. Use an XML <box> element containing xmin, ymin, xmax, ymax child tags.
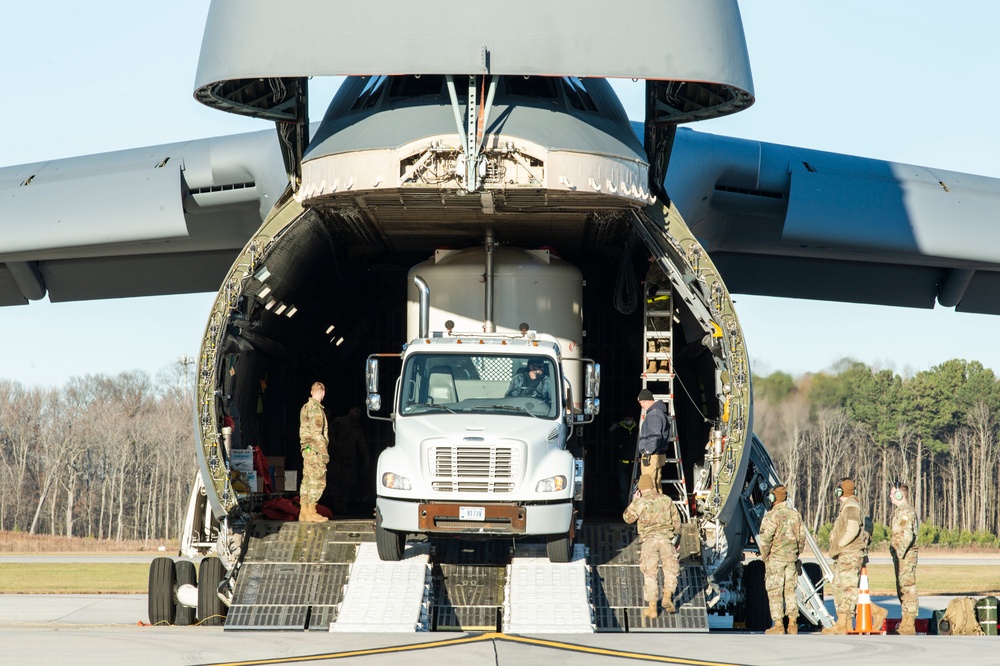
<box><xmin>636</xmin><ymin>388</ymin><xmax>672</xmax><ymax>487</ymax></box>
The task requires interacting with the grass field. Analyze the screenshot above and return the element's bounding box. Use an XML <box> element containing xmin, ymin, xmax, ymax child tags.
<box><xmin>2</xmin><ymin>560</ymin><xmax>1000</xmax><ymax>596</ymax></box>
<box><xmin>0</xmin><ymin>563</ymin><xmax>149</xmax><ymax>594</ymax></box>
<box><xmin>2</xmin><ymin>531</ymin><xmax>998</xmax><ymax>595</ymax></box>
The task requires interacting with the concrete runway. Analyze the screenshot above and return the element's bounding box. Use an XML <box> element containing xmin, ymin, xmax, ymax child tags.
<box><xmin>1</xmin><ymin>593</ymin><xmax>995</xmax><ymax>666</ymax></box>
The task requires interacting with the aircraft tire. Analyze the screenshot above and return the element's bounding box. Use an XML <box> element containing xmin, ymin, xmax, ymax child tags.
<box><xmin>198</xmin><ymin>557</ymin><xmax>227</xmax><ymax>626</ymax></box>
<box><xmin>148</xmin><ymin>557</ymin><xmax>176</xmax><ymax>626</ymax></box>
<box><xmin>173</xmin><ymin>560</ymin><xmax>197</xmax><ymax>626</ymax></box>
<box><xmin>743</xmin><ymin>559</ymin><xmax>769</xmax><ymax>630</ymax></box>
<box><xmin>375</xmin><ymin>508</ymin><xmax>404</xmax><ymax>561</ymax></box>
<box><xmin>545</xmin><ymin>532</ymin><xmax>572</xmax><ymax>563</ymax></box>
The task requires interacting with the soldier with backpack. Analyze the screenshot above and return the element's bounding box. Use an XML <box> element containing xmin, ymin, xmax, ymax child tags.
<box><xmin>822</xmin><ymin>477</ymin><xmax>887</xmax><ymax>634</ymax></box>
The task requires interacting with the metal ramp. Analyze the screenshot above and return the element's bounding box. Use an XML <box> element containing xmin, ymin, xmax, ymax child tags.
<box><xmin>330</xmin><ymin>541</ymin><xmax>432</xmax><ymax>632</ymax></box>
<box><xmin>225</xmin><ymin>520</ymin><xmax>372</xmax><ymax>631</ymax></box>
<box><xmin>429</xmin><ymin>539</ymin><xmax>508</xmax><ymax>631</ymax></box>
<box><xmin>502</xmin><ymin>543</ymin><xmax>594</xmax><ymax>633</ymax></box>
<box><xmin>585</xmin><ymin>523</ymin><xmax>709</xmax><ymax>633</ymax></box>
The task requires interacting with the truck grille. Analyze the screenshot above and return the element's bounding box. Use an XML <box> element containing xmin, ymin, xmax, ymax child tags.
<box><xmin>429</xmin><ymin>445</ymin><xmax>519</xmax><ymax>493</ymax></box>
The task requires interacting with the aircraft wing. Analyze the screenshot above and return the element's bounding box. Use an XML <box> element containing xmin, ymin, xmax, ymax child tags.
<box><xmin>4</xmin><ymin>123</ymin><xmax>1000</xmax><ymax>314</ymax></box>
<box><xmin>664</xmin><ymin>127</ymin><xmax>1000</xmax><ymax>315</ymax></box>
<box><xmin>0</xmin><ymin>130</ymin><xmax>287</xmax><ymax>306</ymax></box>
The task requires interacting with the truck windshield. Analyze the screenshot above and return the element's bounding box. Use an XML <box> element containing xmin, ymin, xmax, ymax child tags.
<box><xmin>399</xmin><ymin>354</ymin><xmax>559</xmax><ymax>419</ymax></box>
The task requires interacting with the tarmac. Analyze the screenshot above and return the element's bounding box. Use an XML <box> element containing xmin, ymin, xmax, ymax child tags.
<box><xmin>1</xmin><ymin>593</ymin><xmax>994</xmax><ymax>666</ymax></box>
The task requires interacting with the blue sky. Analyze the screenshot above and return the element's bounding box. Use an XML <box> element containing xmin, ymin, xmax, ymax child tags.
<box><xmin>3</xmin><ymin>1</ymin><xmax>1000</xmax><ymax>387</ymax></box>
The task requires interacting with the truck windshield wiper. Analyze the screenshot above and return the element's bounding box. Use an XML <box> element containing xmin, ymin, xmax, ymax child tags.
<box><xmin>406</xmin><ymin>402</ymin><xmax>456</xmax><ymax>414</ymax></box>
<box><xmin>486</xmin><ymin>404</ymin><xmax>540</xmax><ymax>418</ymax></box>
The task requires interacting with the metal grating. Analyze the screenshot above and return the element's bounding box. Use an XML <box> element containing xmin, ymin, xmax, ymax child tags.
<box><xmin>435</xmin><ymin>606</ymin><xmax>499</xmax><ymax>631</ymax></box>
<box><xmin>225</xmin><ymin>604</ymin><xmax>309</xmax><ymax>631</ymax></box>
<box><xmin>226</xmin><ymin>520</ymin><xmax>368</xmax><ymax>630</ymax></box>
<box><xmin>604</xmin><ymin>565</ymin><xmax>709</xmax><ymax>633</ymax></box>
<box><xmin>308</xmin><ymin>605</ymin><xmax>339</xmax><ymax>631</ymax></box>
<box><xmin>593</xmin><ymin>606</ymin><xmax>628</xmax><ymax>632</ymax></box>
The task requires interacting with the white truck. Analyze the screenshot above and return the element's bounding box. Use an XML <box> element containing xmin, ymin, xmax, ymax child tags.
<box><xmin>366</xmin><ymin>243</ymin><xmax>600</xmax><ymax>562</ymax></box>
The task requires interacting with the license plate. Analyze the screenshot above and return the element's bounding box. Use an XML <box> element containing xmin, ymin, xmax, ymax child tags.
<box><xmin>459</xmin><ymin>506</ymin><xmax>485</xmax><ymax>521</ymax></box>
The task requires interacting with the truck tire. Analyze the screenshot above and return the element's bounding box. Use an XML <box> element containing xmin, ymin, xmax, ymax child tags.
<box><xmin>375</xmin><ymin>509</ymin><xmax>405</xmax><ymax>561</ymax></box>
<box><xmin>148</xmin><ymin>557</ymin><xmax>176</xmax><ymax>626</ymax></box>
<box><xmin>546</xmin><ymin>532</ymin><xmax>573</xmax><ymax>563</ymax></box>
<box><xmin>743</xmin><ymin>559</ymin><xmax>769</xmax><ymax>630</ymax></box>
<box><xmin>173</xmin><ymin>560</ymin><xmax>197</xmax><ymax>626</ymax></box>
<box><xmin>198</xmin><ymin>557</ymin><xmax>227</xmax><ymax>626</ymax></box>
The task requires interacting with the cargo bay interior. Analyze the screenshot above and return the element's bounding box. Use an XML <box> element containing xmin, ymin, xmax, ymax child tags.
<box><xmin>216</xmin><ymin>208</ymin><xmax>722</xmax><ymax>522</ymax></box>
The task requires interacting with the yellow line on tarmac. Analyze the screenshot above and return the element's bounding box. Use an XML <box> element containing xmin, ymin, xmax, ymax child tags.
<box><xmin>199</xmin><ymin>633</ymin><xmax>490</xmax><ymax>665</ymax></box>
<box><xmin>198</xmin><ymin>632</ymin><xmax>740</xmax><ymax>666</ymax></box>
<box><xmin>498</xmin><ymin>634</ymin><xmax>738</xmax><ymax>665</ymax></box>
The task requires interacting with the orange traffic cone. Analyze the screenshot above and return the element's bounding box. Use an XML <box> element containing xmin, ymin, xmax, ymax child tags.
<box><xmin>849</xmin><ymin>566</ymin><xmax>876</xmax><ymax>634</ymax></box>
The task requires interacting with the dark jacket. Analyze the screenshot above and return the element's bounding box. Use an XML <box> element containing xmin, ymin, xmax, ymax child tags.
<box><xmin>637</xmin><ymin>400</ymin><xmax>671</xmax><ymax>455</ymax></box>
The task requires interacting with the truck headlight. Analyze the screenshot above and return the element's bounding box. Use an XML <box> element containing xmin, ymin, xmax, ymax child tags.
<box><xmin>382</xmin><ymin>472</ymin><xmax>412</xmax><ymax>490</ymax></box>
<box><xmin>535</xmin><ymin>475</ymin><xmax>567</xmax><ymax>493</ymax></box>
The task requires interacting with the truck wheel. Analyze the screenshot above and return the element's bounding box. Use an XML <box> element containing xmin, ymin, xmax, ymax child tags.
<box><xmin>198</xmin><ymin>557</ymin><xmax>228</xmax><ymax>626</ymax></box>
<box><xmin>174</xmin><ymin>560</ymin><xmax>197</xmax><ymax>626</ymax></box>
<box><xmin>743</xmin><ymin>559</ymin><xmax>769</xmax><ymax>630</ymax></box>
<box><xmin>148</xmin><ymin>557</ymin><xmax>176</xmax><ymax>625</ymax></box>
<box><xmin>375</xmin><ymin>509</ymin><xmax>405</xmax><ymax>561</ymax></box>
<box><xmin>546</xmin><ymin>532</ymin><xmax>572</xmax><ymax>563</ymax></box>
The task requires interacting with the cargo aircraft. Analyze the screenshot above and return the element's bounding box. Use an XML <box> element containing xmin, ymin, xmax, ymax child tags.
<box><xmin>3</xmin><ymin>0</ymin><xmax>999</xmax><ymax>632</ymax></box>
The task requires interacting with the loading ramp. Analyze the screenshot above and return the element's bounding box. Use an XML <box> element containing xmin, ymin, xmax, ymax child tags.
<box><xmin>225</xmin><ymin>519</ymin><xmax>709</xmax><ymax>633</ymax></box>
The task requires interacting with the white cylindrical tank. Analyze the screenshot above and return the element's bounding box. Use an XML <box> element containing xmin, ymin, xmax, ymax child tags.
<box><xmin>406</xmin><ymin>246</ymin><xmax>585</xmax><ymax>409</ymax></box>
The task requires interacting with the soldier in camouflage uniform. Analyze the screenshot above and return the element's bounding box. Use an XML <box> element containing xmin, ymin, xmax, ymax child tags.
<box><xmin>329</xmin><ymin>406</ymin><xmax>370</xmax><ymax>514</ymax></box>
<box><xmin>757</xmin><ymin>485</ymin><xmax>805</xmax><ymax>634</ymax></box>
<box><xmin>623</xmin><ymin>474</ymin><xmax>682</xmax><ymax>619</ymax></box>
<box><xmin>298</xmin><ymin>381</ymin><xmax>329</xmax><ymax>522</ymax></box>
<box><xmin>890</xmin><ymin>483</ymin><xmax>919</xmax><ymax>635</ymax></box>
<box><xmin>822</xmin><ymin>477</ymin><xmax>887</xmax><ymax>634</ymax></box>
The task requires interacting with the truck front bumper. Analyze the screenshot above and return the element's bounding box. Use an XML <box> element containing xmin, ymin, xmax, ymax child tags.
<box><xmin>377</xmin><ymin>497</ymin><xmax>573</xmax><ymax>535</ymax></box>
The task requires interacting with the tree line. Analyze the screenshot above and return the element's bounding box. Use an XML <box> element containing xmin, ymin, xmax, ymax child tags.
<box><xmin>0</xmin><ymin>363</ymin><xmax>196</xmax><ymax>541</ymax></box>
<box><xmin>756</xmin><ymin>358</ymin><xmax>1000</xmax><ymax>548</ymax></box>
<box><xmin>3</xmin><ymin>357</ymin><xmax>999</xmax><ymax>545</ymax></box>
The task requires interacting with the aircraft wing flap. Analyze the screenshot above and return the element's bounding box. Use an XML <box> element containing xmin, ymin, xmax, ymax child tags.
<box><xmin>784</xmin><ymin>164</ymin><xmax>1000</xmax><ymax>264</ymax></box>
<box><xmin>39</xmin><ymin>250</ymin><xmax>236</xmax><ymax>303</ymax></box>
<box><xmin>0</xmin><ymin>165</ymin><xmax>188</xmax><ymax>257</ymax></box>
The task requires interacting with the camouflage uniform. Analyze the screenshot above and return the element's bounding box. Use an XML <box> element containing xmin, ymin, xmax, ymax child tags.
<box><xmin>757</xmin><ymin>501</ymin><xmax>806</xmax><ymax>627</ymax></box>
<box><xmin>623</xmin><ymin>491</ymin><xmax>682</xmax><ymax>610</ymax></box>
<box><xmin>827</xmin><ymin>495</ymin><xmax>866</xmax><ymax>617</ymax></box>
<box><xmin>329</xmin><ymin>409</ymin><xmax>370</xmax><ymax>513</ymax></box>
<box><xmin>890</xmin><ymin>500</ymin><xmax>919</xmax><ymax>618</ymax></box>
<box><xmin>298</xmin><ymin>397</ymin><xmax>329</xmax><ymax>505</ymax></box>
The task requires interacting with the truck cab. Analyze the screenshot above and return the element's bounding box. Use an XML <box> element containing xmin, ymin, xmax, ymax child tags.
<box><xmin>367</xmin><ymin>244</ymin><xmax>599</xmax><ymax>562</ymax></box>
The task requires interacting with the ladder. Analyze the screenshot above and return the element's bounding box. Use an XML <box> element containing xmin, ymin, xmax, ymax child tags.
<box><xmin>641</xmin><ymin>281</ymin><xmax>688</xmax><ymax>521</ymax></box>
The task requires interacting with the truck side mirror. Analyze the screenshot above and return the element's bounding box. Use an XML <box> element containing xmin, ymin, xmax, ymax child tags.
<box><xmin>584</xmin><ymin>362</ymin><xmax>601</xmax><ymax>398</ymax></box>
<box><xmin>366</xmin><ymin>357</ymin><xmax>379</xmax><ymax>392</ymax></box>
<box><xmin>366</xmin><ymin>357</ymin><xmax>381</xmax><ymax>412</ymax></box>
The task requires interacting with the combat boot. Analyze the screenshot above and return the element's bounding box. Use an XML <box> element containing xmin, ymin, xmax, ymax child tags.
<box><xmin>871</xmin><ymin>603</ymin><xmax>888</xmax><ymax>633</ymax></box>
<box><xmin>822</xmin><ymin>615</ymin><xmax>849</xmax><ymax>635</ymax></box>
<box><xmin>897</xmin><ymin>614</ymin><xmax>916</xmax><ymax>635</ymax></box>
<box><xmin>785</xmin><ymin>616</ymin><xmax>798</xmax><ymax>634</ymax></box>
<box><xmin>764</xmin><ymin>617</ymin><xmax>785</xmax><ymax>634</ymax></box>
<box><xmin>641</xmin><ymin>601</ymin><xmax>658</xmax><ymax>620</ymax></box>
<box><xmin>298</xmin><ymin>503</ymin><xmax>314</xmax><ymax>522</ymax></box>
<box><xmin>311</xmin><ymin>504</ymin><xmax>330</xmax><ymax>522</ymax></box>
<box><xmin>646</xmin><ymin>360</ymin><xmax>658</xmax><ymax>374</ymax></box>
<box><xmin>661</xmin><ymin>592</ymin><xmax>676</xmax><ymax>614</ymax></box>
